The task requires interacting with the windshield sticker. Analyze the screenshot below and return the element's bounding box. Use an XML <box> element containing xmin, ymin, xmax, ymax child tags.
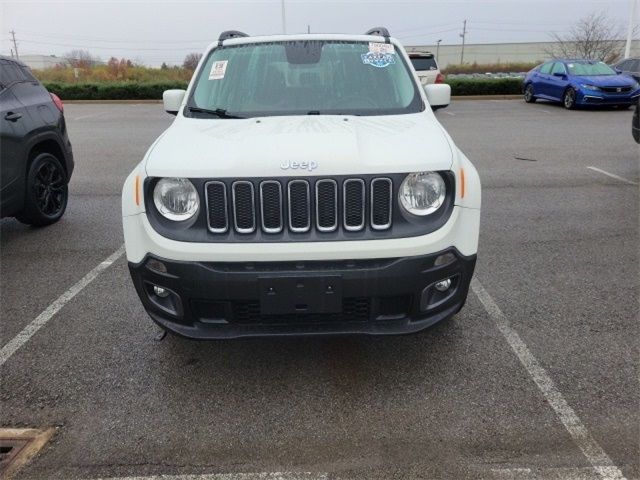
<box><xmin>369</xmin><ymin>42</ymin><xmax>395</xmax><ymax>54</ymax></box>
<box><xmin>209</xmin><ymin>60</ymin><xmax>228</xmax><ymax>80</ymax></box>
<box><xmin>362</xmin><ymin>51</ymin><xmax>396</xmax><ymax>68</ymax></box>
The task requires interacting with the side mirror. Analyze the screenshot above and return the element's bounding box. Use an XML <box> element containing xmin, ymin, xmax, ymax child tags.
<box><xmin>553</xmin><ymin>72</ymin><xmax>566</xmax><ymax>78</ymax></box>
<box><xmin>424</xmin><ymin>84</ymin><xmax>451</xmax><ymax>110</ymax></box>
<box><xmin>163</xmin><ymin>89</ymin><xmax>186</xmax><ymax>115</ymax></box>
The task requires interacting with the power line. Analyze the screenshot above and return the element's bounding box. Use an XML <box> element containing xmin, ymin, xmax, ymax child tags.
<box><xmin>17</xmin><ymin>38</ymin><xmax>205</xmax><ymax>51</ymax></box>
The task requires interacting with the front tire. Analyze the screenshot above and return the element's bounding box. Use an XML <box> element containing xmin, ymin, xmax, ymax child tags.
<box><xmin>524</xmin><ymin>84</ymin><xmax>536</xmax><ymax>103</ymax></box>
<box><xmin>563</xmin><ymin>88</ymin><xmax>577</xmax><ymax>110</ymax></box>
<box><xmin>16</xmin><ymin>153</ymin><xmax>68</xmax><ymax>227</ymax></box>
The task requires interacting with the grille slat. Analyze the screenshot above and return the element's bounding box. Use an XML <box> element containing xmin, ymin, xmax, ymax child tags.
<box><xmin>343</xmin><ymin>179</ymin><xmax>365</xmax><ymax>231</ymax></box>
<box><xmin>205</xmin><ymin>181</ymin><xmax>228</xmax><ymax>233</ymax></box>
<box><xmin>260</xmin><ymin>181</ymin><xmax>283</xmax><ymax>233</ymax></box>
<box><xmin>288</xmin><ymin>180</ymin><xmax>311</xmax><ymax>233</ymax></box>
<box><xmin>316</xmin><ymin>179</ymin><xmax>338</xmax><ymax>232</ymax></box>
<box><xmin>208</xmin><ymin>177</ymin><xmax>394</xmax><ymax>235</ymax></box>
<box><xmin>371</xmin><ymin>178</ymin><xmax>392</xmax><ymax>230</ymax></box>
<box><xmin>232</xmin><ymin>181</ymin><xmax>256</xmax><ymax>233</ymax></box>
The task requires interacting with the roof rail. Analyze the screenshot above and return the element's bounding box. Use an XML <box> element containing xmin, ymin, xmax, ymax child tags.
<box><xmin>218</xmin><ymin>30</ymin><xmax>250</xmax><ymax>46</ymax></box>
<box><xmin>365</xmin><ymin>27</ymin><xmax>391</xmax><ymax>43</ymax></box>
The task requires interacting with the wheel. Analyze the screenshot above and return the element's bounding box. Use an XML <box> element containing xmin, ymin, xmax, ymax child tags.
<box><xmin>16</xmin><ymin>153</ymin><xmax>68</xmax><ymax>226</ymax></box>
<box><xmin>523</xmin><ymin>84</ymin><xmax>536</xmax><ymax>103</ymax></box>
<box><xmin>563</xmin><ymin>88</ymin><xmax>577</xmax><ymax>110</ymax></box>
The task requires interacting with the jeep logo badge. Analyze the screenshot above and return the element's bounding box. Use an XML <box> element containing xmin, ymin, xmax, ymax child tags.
<box><xmin>280</xmin><ymin>160</ymin><xmax>318</xmax><ymax>171</ymax></box>
<box><xmin>617</xmin><ymin>88</ymin><xmax>622</xmax><ymax>92</ymax></box>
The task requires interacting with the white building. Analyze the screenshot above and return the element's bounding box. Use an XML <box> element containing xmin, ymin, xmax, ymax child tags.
<box><xmin>406</xmin><ymin>40</ymin><xmax>640</xmax><ymax>68</ymax></box>
<box><xmin>12</xmin><ymin>54</ymin><xmax>70</xmax><ymax>69</ymax></box>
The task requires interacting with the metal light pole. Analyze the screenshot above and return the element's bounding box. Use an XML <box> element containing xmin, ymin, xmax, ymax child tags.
<box><xmin>281</xmin><ymin>0</ymin><xmax>287</xmax><ymax>34</ymax></box>
<box><xmin>436</xmin><ymin>39</ymin><xmax>442</xmax><ymax>62</ymax></box>
<box><xmin>625</xmin><ymin>0</ymin><xmax>638</xmax><ymax>59</ymax></box>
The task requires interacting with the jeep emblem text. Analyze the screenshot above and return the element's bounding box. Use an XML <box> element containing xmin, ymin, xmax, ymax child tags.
<box><xmin>280</xmin><ymin>160</ymin><xmax>318</xmax><ymax>171</ymax></box>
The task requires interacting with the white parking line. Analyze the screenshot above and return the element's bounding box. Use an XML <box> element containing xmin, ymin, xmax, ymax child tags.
<box><xmin>0</xmin><ymin>245</ymin><xmax>125</xmax><ymax>367</ymax></box>
<box><xmin>471</xmin><ymin>278</ymin><xmax>627</xmax><ymax>480</ymax></box>
<box><xmin>586</xmin><ymin>167</ymin><xmax>638</xmax><ymax>186</ymax></box>
<box><xmin>72</xmin><ymin>111</ymin><xmax>108</xmax><ymax>121</ymax></box>
<box><xmin>493</xmin><ymin>466</ymin><xmax>604</xmax><ymax>479</ymax></box>
<box><xmin>442</xmin><ymin>111</ymin><xmax>456</xmax><ymax>116</ymax></box>
<box><xmin>89</xmin><ymin>473</ymin><xmax>328</xmax><ymax>480</ymax></box>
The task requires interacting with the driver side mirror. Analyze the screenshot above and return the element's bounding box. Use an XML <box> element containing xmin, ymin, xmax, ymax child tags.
<box><xmin>163</xmin><ymin>89</ymin><xmax>186</xmax><ymax>115</ymax></box>
<box><xmin>424</xmin><ymin>83</ymin><xmax>451</xmax><ymax>110</ymax></box>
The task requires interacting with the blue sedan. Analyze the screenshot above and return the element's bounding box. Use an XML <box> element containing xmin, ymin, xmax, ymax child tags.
<box><xmin>523</xmin><ymin>59</ymin><xmax>640</xmax><ymax>109</ymax></box>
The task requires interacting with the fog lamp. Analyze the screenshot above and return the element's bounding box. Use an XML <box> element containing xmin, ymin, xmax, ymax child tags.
<box><xmin>153</xmin><ymin>285</ymin><xmax>170</xmax><ymax>298</ymax></box>
<box><xmin>434</xmin><ymin>279</ymin><xmax>452</xmax><ymax>292</ymax></box>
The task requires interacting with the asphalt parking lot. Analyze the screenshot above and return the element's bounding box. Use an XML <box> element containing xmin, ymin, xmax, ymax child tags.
<box><xmin>1</xmin><ymin>99</ymin><xmax>638</xmax><ymax>480</ymax></box>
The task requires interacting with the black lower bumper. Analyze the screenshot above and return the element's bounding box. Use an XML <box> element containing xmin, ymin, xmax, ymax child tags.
<box><xmin>128</xmin><ymin>249</ymin><xmax>476</xmax><ymax>339</ymax></box>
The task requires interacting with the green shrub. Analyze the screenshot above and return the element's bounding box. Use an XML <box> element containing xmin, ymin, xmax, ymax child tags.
<box><xmin>42</xmin><ymin>81</ymin><xmax>189</xmax><ymax>100</ymax></box>
<box><xmin>446</xmin><ymin>78</ymin><xmax>523</xmax><ymax>96</ymax></box>
<box><xmin>43</xmin><ymin>78</ymin><xmax>523</xmax><ymax>100</ymax></box>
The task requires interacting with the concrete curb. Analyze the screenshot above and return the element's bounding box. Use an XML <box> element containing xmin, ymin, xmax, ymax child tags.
<box><xmin>65</xmin><ymin>95</ymin><xmax>523</xmax><ymax>104</ymax></box>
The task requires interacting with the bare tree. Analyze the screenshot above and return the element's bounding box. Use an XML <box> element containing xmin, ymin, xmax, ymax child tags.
<box><xmin>63</xmin><ymin>49</ymin><xmax>100</xmax><ymax>68</ymax></box>
<box><xmin>182</xmin><ymin>52</ymin><xmax>203</xmax><ymax>71</ymax></box>
<box><xmin>545</xmin><ymin>12</ymin><xmax>626</xmax><ymax>63</ymax></box>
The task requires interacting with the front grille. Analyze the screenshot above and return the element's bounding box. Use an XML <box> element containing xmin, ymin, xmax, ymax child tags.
<box><xmin>206</xmin><ymin>177</ymin><xmax>394</xmax><ymax>235</ymax></box>
<box><xmin>601</xmin><ymin>86</ymin><xmax>632</xmax><ymax>93</ymax></box>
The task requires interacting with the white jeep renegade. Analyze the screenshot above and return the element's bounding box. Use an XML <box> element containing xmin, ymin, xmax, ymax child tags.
<box><xmin>122</xmin><ymin>28</ymin><xmax>481</xmax><ymax>339</ymax></box>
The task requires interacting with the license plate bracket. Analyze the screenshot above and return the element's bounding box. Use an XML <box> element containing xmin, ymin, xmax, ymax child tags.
<box><xmin>259</xmin><ymin>276</ymin><xmax>342</xmax><ymax>315</ymax></box>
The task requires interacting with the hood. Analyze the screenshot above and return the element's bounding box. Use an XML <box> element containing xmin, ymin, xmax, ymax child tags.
<box><xmin>574</xmin><ymin>74</ymin><xmax>636</xmax><ymax>87</ymax></box>
<box><xmin>145</xmin><ymin>113</ymin><xmax>453</xmax><ymax>178</ymax></box>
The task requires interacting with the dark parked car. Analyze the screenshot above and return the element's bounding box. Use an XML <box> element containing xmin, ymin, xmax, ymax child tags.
<box><xmin>613</xmin><ymin>57</ymin><xmax>640</xmax><ymax>82</ymax></box>
<box><xmin>0</xmin><ymin>56</ymin><xmax>73</xmax><ymax>226</ymax></box>
<box><xmin>633</xmin><ymin>100</ymin><xmax>639</xmax><ymax>144</ymax></box>
<box><xmin>523</xmin><ymin>59</ymin><xmax>640</xmax><ymax>109</ymax></box>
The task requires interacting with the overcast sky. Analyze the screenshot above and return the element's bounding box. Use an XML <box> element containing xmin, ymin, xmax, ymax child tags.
<box><xmin>1</xmin><ymin>0</ymin><xmax>635</xmax><ymax>66</ymax></box>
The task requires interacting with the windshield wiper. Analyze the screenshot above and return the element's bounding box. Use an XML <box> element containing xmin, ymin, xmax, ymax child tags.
<box><xmin>187</xmin><ymin>106</ymin><xmax>245</xmax><ymax>119</ymax></box>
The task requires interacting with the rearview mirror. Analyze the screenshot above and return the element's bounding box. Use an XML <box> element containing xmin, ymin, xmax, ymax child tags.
<box><xmin>163</xmin><ymin>89</ymin><xmax>186</xmax><ymax>115</ymax></box>
<box><xmin>424</xmin><ymin>84</ymin><xmax>451</xmax><ymax>110</ymax></box>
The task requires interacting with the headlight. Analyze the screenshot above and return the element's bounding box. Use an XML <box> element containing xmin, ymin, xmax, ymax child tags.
<box><xmin>399</xmin><ymin>172</ymin><xmax>446</xmax><ymax>216</ymax></box>
<box><xmin>580</xmin><ymin>84</ymin><xmax>600</xmax><ymax>91</ymax></box>
<box><xmin>153</xmin><ymin>178</ymin><xmax>199</xmax><ymax>221</ymax></box>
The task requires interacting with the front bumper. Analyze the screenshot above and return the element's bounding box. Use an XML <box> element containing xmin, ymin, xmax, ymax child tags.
<box><xmin>129</xmin><ymin>249</ymin><xmax>476</xmax><ymax>339</ymax></box>
<box><xmin>578</xmin><ymin>89</ymin><xmax>640</xmax><ymax>105</ymax></box>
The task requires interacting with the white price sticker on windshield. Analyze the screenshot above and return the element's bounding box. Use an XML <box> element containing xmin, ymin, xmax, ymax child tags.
<box><xmin>209</xmin><ymin>60</ymin><xmax>228</xmax><ymax>80</ymax></box>
<box><xmin>369</xmin><ymin>42</ymin><xmax>395</xmax><ymax>54</ymax></box>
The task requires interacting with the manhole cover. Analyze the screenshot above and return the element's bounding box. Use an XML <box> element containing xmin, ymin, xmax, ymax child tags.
<box><xmin>0</xmin><ymin>428</ymin><xmax>55</xmax><ymax>479</ymax></box>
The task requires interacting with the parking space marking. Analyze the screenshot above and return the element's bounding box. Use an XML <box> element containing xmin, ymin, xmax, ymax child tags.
<box><xmin>471</xmin><ymin>278</ymin><xmax>627</xmax><ymax>480</ymax></box>
<box><xmin>0</xmin><ymin>245</ymin><xmax>125</xmax><ymax>367</ymax></box>
<box><xmin>442</xmin><ymin>111</ymin><xmax>456</xmax><ymax>116</ymax></box>
<box><xmin>492</xmin><ymin>466</ymin><xmax>607</xmax><ymax>479</ymax></box>
<box><xmin>586</xmin><ymin>167</ymin><xmax>638</xmax><ymax>186</ymax></box>
<box><xmin>72</xmin><ymin>111</ymin><xmax>108</xmax><ymax>121</ymax></box>
<box><xmin>89</xmin><ymin>473</ymin><xmax>328</xmax><ymax>480</ymax></box>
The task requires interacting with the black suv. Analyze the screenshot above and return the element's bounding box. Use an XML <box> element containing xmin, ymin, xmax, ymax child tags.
<box><xmin>0</xmin><ymin>56</ymin><xmax>74</xmax><ymax>226</ymax></box>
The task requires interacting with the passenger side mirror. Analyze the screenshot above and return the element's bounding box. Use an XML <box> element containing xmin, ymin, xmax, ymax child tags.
<box><xmin>424</xmin><ymin>84</ymin><xmax>451</xmax><ymax>110</ymax></box>
<box><xmin>552</xmin><ymin>72</ymin><xmax>566</xmax><ymax>78</ymax></box>
<box><xmin>163</xmin><ymin>89</ymin><xmax>186</xmax><ymax>115</ymax></box>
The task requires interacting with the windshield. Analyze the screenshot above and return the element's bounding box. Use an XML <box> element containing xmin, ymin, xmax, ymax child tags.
<box><xmin>188</xmin><ymin>40</ymin><xmax>423</xmax><ymax>118</ymax></box>
<box><xmin>410</xmin><ymin>56</ymin><xmax>438</xmax><ymax>71</ymax></box>
<box><xmin>566</xmin><ymin>61</ymin><xmax>616</xmax><ymax>76</ymax></box>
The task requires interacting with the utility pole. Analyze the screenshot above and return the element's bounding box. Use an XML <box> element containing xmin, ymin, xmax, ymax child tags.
<box><xmin>307</xmin><ymin>25</ymin><xmax>311</xmax><ymax>34</ymax></box>
<box><xmin>459</xmin><ymin>20</ymin><xmax>467</xmax><ymax>65</ymax></box>
<box><xmin>281</xmin><ymin>0</ymin><xmax>286</xmax><ymax>34</ymax></box>
<box><xmin>10</xmin><ymin>30</ymin><xmax>19</xmax><ymax>60</ymax></box>
<box><xmin>436</xmin><ymin>39</ymin><xmax>442</xmax><ymax>62</ymax></box>
<box><xmin>625</xmin><ymin>0</ymin><xmax>638</xmax><ymax>59</ymax></box>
